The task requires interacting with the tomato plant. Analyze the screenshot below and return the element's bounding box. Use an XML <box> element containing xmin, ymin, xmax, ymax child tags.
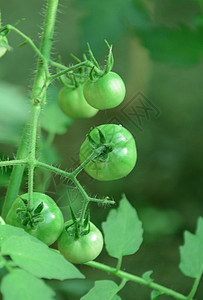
<box><xmin>79</xmin><ymin>124</ymin><xmax>137</xmax><ymax>180</ymax></box>
<box><xmin>83</xmin><ymin>72</ymin><xmax>126</xmax><ymax>110</ymax></box>
<box><xmin>58</xmin><ymin>84</ymin><xmax>98</xmax><ymax>119</ymax></box>
<box><xmin>58</xmin><ymin>220</ymin><xmax>103</xmax><ymax>264</ymax></box>
<box><xmin>0</xmin><ymin>1</ymin><xmax>202</xmax><ymax>300</ymax></box>
<box><xmin>6</xmin><ymin>192</ymin><xmax>64</xmax><ymax>246</ymax></box>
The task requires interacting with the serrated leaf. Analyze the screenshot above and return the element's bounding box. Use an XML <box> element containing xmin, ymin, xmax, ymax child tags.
<box><xmin>81</xmin><ymin>280</ymin><xmax>119</xmax><ymax>300</ymax></box>
<box><xmin>142</xmin><ymin>270</ymin><xmax>154</xmax><ymax>283</ymax></box>
<box><xmin>179</xmin><ymin>217</ymin><xmax>203</xmax><ymax>278</ymax></box>
<box><xmin>41</xmin><ymin>85</ymin><xmax>73</xmax><ymax>135</ymax></box>
<box><xmin>102</xmin><ymin>194</ymin><xmax>143</xmax><ymax>259</ymax></box>
<box><xmin>151</xmin><ymin>290</ymin><xmax>164</xmax><ymax>300</ymax></box>
<box><xmin>1</xmin><ymin>269</ymin><xmax>55</xmax><ymax>300</ymax></box>
<box><xmin>1</xmin><ymin>235</ymin><xmax>85</xmax><ymax>280</ymax></box>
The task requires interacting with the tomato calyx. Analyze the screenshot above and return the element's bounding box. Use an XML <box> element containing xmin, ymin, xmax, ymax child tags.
<box><xmin>16</xmin><ymin>196</ymin><xmax>44</xmax><ymax>229</ymax></box>
<box><xmin>87</xmin><ymin>127</ymin><xmax>113</xmax><ymax>162</ymax></box>
<box><xmin>66</xmin><ymin>207</ymin><xmax>91</xmax><ymax>240</ymax></box>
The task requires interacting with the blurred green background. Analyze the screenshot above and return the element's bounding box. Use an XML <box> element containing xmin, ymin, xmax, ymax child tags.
<box><xmin>0</xmin><ymin>0</ymin><xmax>203</xmax><ymax>299</ymax></box>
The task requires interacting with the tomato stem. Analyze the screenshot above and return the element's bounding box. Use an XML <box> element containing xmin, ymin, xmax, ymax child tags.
<box><xmin>187</xmin><ymin>270</ymin><xmax>202</xmax><ymax>300</ymax></box>
<box><xmin>85</xmin><ymin>261</ymin><xmax>188</xmax><ymax>300</ymax></box>
<box><xmin>1</xmin><ymin>124</ymin><xmax>30</xmax><ymax>219</ymax></box>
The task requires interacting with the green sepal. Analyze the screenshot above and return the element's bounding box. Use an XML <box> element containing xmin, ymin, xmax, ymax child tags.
<box><xmin>19</xmin><ymin>196</ymin><xmax>28</xmax><ymax>207</ymax></box>
<box><xmin>89</xmin><ymin>66</ymin><xmax>95</xmax><ymax>81</ymax></box>
<box><xmin>70</xmin><ymin>206</ymin><xmax>77</xmax><ymax>224</ymax></box>
<box><xmin>104</xmin><ymin>41</ymin><xmax>114</xmax><ymax>74</ymax></box>
<box><xmin>34</xmin><ymin>202</ymin><xmax>44</xmax><ymax>214</ymax></box>
<box><xmin>87</xmin><ymin>129</ymin><xmax>98</xmax><ymax>149</ymax></box>
<box><xmin>97</xmin><ymin>128</ymin><xmax>106</xmax><ymax>144</ymax></box>
<box><xmin>70</xmin><ymin>53</ymin><xmax>81</xmax><ymax>63</ymax></box>
<box><xmin>87</xmin><ymin>42</ymin><xmax>100</xmax><ymax>68</ymax></box>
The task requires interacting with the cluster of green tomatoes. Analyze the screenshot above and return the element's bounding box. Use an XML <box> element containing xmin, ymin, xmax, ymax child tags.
<box><xmin>2</xmin><ymin>40</ymin><xmax>137</xmax><ymax>264</ymax></box>
<box><xmin>6</xmin><ymin>121</ymin><xmax>137</xmax><ymax>264</ymax></box>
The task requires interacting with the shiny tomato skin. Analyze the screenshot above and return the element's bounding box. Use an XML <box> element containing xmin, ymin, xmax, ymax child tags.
<box><xmin>57</xmin><ymin>220</ymin><xmax>103</xmax><ymax>264</ymax></box>
<box><xmin>58</xmin><ymin>84</ymin><xmax>98</xmax><ymax>119</ymax></box>
<box><xmin>79</xmin><ymin>124</ymin><xmax>137</xmax><ymax>181</ymax></box>
<box><xmin>6</xmin><ymin>192</ymin><xmax>64</xmax><ymax>246</ymax></box>
<box><xmin>83</xmin><ymin>72</ymin><xmax>126</xmax><ymax>110</ymax></box>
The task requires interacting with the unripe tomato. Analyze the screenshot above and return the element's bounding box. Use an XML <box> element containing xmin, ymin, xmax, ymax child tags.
<box><xmin>79</xmin><ymin>124</ymin><xmax>137</xmax><ymax>181</ymax></box>
<box><xmin>58</xmin><ymin>220</ymin><xmax>103</xmax><ymax>264</ymax></box>
<box><xmin>6</xmin><ymin>192</ymin><xmax>64</xmax><ymax>246</ymax></box>
<box><xmin>83</xmin><ymin>72</ymin><xmax>126</xmax><ymax>110</ymax></box>
<box><xmin>58</xmin><ymin>84</ymin><xmax>98</xmax><ymax>119</ymax></box>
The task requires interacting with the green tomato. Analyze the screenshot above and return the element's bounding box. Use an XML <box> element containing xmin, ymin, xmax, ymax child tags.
<box><xmin>79</xmin><ymin>124</ymin><xmax>137</xmax><ymax>181</ymax></box>
<box><xmin>0</xmin><ymin>36</ymin><xmax>8</xmax><ymax>58</ymax></box>
<box><xmin>58</xmin><ymin>84</ymin><xmax>98</xmax><ymax>119</ymax></box>
<box><xmin>83</xmin><ymin>72</ymin><xmax>126</xmax><ymax>110</ymax></box>
<box><xmin>57</xmin><ymin>220</ymin><xmax>103</xmax><ymax>264</ymax></box>
<box><xmin>6</xmin><ymin>192</ymin><xmax>64</xmax><ymax>246</ymax></box>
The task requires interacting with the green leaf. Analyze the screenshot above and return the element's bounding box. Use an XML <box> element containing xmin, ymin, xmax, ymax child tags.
<box><xmin>138</xmin><ymin>25</ymin><xmax>203</xmax><ymax>66</ymax></box>
<box><xmin>142</xmin><ymin>270</ymin><xmax>154</xmax><ymax>283</ymax></box>
<box><xmin>40</xmin><ymin>85</ymin><xmax>73</xmax><ymax>135</ymax></box>
<box><xmin>0</xmin><ymin>81</ymin><xmax>29</xmax><ymax>145</ymax></box>
<box><xmin>81</xmin><ymin>280</ymin><xmax>119</xmax><ymax>300</ymax></box>
<box><xmin>0</xmin><ymin>224</ymin><xmax>27</xmax><ymax>247</ymax></box>
<box><xmin>179</xmin><ymin>217</ymin><xmax>203</xmax><ymax>278</ymax></box>
<box><xmin>102</xmin><ymin>194</ymin><xmax>143</xmax><ymax>259</ymax></box>
<box><xmin>1</xmin><ymin>269</ymin><xmax>55</xmax><ymax>300</ymax></box>
<box><xmin>1</xmin><ymin>234</ymin><xmax>85</xmax><ymax>280</ymax></box>
<box><xmin>151</xmin><ymin>290</ymin><xmax>164</xmax><ymax>300</ymax></box>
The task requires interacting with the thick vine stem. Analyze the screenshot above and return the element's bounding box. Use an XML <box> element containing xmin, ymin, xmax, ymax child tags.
<box><xmin>85</xmin><ymin>261</ymin><xmax>188</xmax><ymax>300</ymax></box>
<box><xmin>1</xmin><ymin>124</ymin><xmax>30</xmax><ymax>219</ymax></box>
<box><xmin>2</xmin><ymin>0</ymin><xmax>59</xmax><ymax>217</ymax></box>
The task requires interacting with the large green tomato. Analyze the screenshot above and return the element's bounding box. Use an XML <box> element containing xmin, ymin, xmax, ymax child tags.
<box><xmin>83</xmin><ymin>72</ymin><xmax>126</xmax><ymax>110</ymax></box>
<box><xmin>57</xmin><ymin>220</ymin><xmax>103</xmax><ymax>264</ymax></box>
<box><xmin>79</xmin><ymin>124</ymin><xmax>137</xmax><ymax>181</ymax></box>
<box><xmin>58</xmin><ymin>84</ymin><xmax>98</xmax><ymax>119</ymax></box>
<box><xmin>6</xmin><ymin>192</ymin><xmax>64</xmax><ymax>246</ymax></box>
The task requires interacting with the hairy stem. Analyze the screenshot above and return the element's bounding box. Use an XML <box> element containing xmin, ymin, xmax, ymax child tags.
<box><xmin>0</xmin><ymin>159</ymin><xmax>27</xmax><ymax>167</ymax></box>
<box><xmin>25</xmin><ymin>0</ymin><xmax>59</xmax><ymax>207</ymax></box>
<box><xmin>1</xmin><ymin>125</ymin><xmax>30</xmax><ymax>218</ymax></box>
<box><xmin>6</xmin><ymin>24</ymin><xmax>48</xmax><ymax>74</ymax></box>
<box><xmin>2</xmin><ymin>0</ymin><xmax>59</xmax><ymax>216</ymax></box>
<box><xmin>85</xmin><ymin>261</ymin><xmax>187</xmax><ymax>300</ymax></box>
